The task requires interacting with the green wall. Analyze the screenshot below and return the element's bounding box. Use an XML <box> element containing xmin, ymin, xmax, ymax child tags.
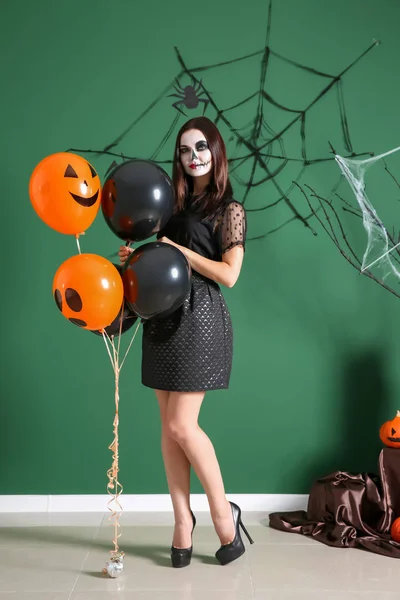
<box><xmin>2</xmin><ymin>0</ymin><xmax>400</xmax><ymax>496</ymax></box>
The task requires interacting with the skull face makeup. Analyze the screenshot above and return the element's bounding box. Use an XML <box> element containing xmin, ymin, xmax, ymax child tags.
<box><xmin>179</xmin><ymin>129</ymin><xmax>212</xmax><ymax>178</ymax></box>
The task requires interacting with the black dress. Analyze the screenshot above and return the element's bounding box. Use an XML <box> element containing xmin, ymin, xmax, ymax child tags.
<box><xmin>141</xmin><ymin>197</ymin><xmax>246</xmax><ymax>392</ymax></box>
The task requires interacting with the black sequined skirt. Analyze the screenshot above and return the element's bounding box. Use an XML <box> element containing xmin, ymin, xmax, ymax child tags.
<box><xmin>142</xmin><ymin>271</ymin><xmax>233</xmax><ymax>392</ymax></box>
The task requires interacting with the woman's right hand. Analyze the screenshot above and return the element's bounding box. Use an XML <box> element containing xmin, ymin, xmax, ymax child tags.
<box><xmin>118</xmin><ymin>245</ymin><xmax>134</xmax><ymax>265</ymax></box>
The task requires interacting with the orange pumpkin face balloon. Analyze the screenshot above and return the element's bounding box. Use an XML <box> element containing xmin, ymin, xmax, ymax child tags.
<box><xmin>52</xmin><ymin>254</ymin><xmax>123</xmax><ymax>331</ymax></box>
<box><xmin>379</xmin><ymin>410</ymin><xmax>400</xmax><ymax>448</ymax></box>
<box><xmin>29</xmin><ymin>152</ymin><xmax>101</xmax><ymax>235</ymax></box>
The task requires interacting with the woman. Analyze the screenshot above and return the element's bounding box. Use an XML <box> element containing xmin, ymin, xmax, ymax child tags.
<box><xmin>119</xmin><ymin>116</ymin><xmax>253</xmax><ymax>567</ymax></box>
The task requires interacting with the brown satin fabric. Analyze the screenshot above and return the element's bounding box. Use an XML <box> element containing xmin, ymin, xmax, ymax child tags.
<box><xmin>269</xmin><ymin>448</ymin><xmax>400</xmax><ymax>558</ymax></box>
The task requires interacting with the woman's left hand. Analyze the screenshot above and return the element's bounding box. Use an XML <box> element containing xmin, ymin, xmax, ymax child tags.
<box><xmin>159</xmin><ymin>236</ymin><xmax>179</xmax><ymax>249</ymax></box>
<box><xmin>159</xmin><ymin>236</ymin><xmax>188</xmax><ymax>258</ymax></box>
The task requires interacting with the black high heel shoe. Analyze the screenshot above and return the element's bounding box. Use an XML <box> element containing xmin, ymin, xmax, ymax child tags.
<box><xmin>215</xmin><ymin>501</ymin><xmax>254</xmax><ymax>565</ymax></box>
<box><xmin>171</xmin><ymin>510</ymin><xmax>196</xmax><ymax>568</ymax></box>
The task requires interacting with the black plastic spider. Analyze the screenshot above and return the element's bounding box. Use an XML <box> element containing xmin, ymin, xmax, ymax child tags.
<box><xmin>168</xmin><ymin>79</ymin><xmax>209</xmax><ymax>116</ymax></box>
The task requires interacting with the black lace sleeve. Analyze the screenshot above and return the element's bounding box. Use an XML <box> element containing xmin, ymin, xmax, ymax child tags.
<box><xmin>221</xmin><ymin>201</ymin><xmax>246</xmax><ymax>254</ymax></box>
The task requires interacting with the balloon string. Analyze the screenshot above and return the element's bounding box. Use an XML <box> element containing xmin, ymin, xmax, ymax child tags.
<box><xmin>75</xmin><ymin>235</ymin><xmax>82</xmax><ymax>255</ymax></box>
<box><xmin>117</xmin><ymin>300</ymin><xmax>124</xmax><ymax>365</ymax></box>
<box><xmin>102</xmin><ymin>315</ymin><xmax>140</xmax><ymax>559</ymax></box>
<box><xmin>102</xmin><ymin>332</ymin><xmax>116</xmax><ymax>370</ymax></box>
<box><xmin>120</xmin><ymin>320</ymin><xmax>141</xmax><ymax>370</ymax></box>
<box><xmin>106</xmin><ymin>336</ymin><xmax>123</xmax><ymax>558</ymax></box>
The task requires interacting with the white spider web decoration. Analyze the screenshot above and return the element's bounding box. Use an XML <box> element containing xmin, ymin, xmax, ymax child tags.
<box><xmin>69</xmin><ymin>1</ymin><xmax>379</xmax><ymax>241</ymax></box>
<box><xmin>336</xmin><ymin>146</ymin><xmax>400</xmax><ymax>280</ymax></box>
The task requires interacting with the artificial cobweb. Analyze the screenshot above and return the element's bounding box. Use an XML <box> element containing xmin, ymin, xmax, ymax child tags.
<box><xmin>69</xmin><ymin>0</ymin><xmax>379</xmax><ymax>241</ymax></box>
<box><xmin>336</xmin><ymin>147</ymin><xmax>400</xmax><ymax>279</ymax></box>
<box><xmin>296</xmin><ymin>146</ymin><xmax>400</xmax><ymax>300</ymax></box>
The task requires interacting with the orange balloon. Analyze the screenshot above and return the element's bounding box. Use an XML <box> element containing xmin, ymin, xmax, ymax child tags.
<box><xmin>29</xmin><ymin>152</ymin><xmax>101</xmax><ymax>235</ymax></box>
<box><xmin>52</xmin><ymin>254</ymin><xmax>123</xmax><ymax>331</ymax></box>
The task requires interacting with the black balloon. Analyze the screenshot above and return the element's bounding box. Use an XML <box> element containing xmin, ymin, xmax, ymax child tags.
<box><xmin>101</xmin><ymin>159</ymin><xmax>174</xmax><ymax>242</ymax></box>
<box><xmin>91</xmin><ymin>304</ymin><xmax>138</xmax><ymax>337</ymax></box>
<box><xmin>122</xmin><ymin>242</ymin><xmax>191</xmax><ymax>320</ymax></box>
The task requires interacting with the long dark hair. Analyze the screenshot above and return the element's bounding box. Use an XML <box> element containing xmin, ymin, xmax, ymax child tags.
<box><xmin>172</xmin><ymin>116</ymin><xmax>233</xmax><ymax>216</ymax></box>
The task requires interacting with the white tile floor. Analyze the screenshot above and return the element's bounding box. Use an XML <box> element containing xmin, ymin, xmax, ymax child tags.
<box><xmin>0</xmin><ymin>511</ymin><xmax>397</xmax><ymax>599</ymax></box>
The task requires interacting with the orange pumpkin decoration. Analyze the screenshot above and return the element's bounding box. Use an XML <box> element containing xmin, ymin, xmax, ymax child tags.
<box><xmin>29</xmin><ymin>152</ymin><xmax>101</xmax><ymax>235</ymax></box>
<box><xmin>52</xmin><ymin>254</ymin><xmax>123</xmax><ymax>331</ymax></box>
<box><xmin>379</xmin><ymin>410</ymin><xmax>400</xmax><ymax>448</ymax></box>
<box><xmin>391</xmin><ymin>517</ymin><xmax>400</xmax><ymax>542</ymax></box>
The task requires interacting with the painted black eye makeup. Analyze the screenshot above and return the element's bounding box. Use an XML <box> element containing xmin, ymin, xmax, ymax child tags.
<box><xmin>179</xmin><ymin>140</ymin><xmax>209</xmax><ymax>154</ymax></box>
<box><xmin>195</xmin><ymin>140</ymin><xmax>209</xmax><ymax>151</ymax></box>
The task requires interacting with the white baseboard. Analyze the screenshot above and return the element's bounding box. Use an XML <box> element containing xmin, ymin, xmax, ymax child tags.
<box><xmin>0</xmin><ymin>494</ymin><xmax>307</xmax><ymax>513</ymax></box>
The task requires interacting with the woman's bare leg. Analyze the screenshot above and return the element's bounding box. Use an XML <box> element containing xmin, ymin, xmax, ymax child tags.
<box><xmin>155</xmin><ymin>390</ymin><xmax>193</xmax><ymax>548</ymax></box>
<box><xmin>166</xmin><ymin>391</ymin><xmax>235</xmax><ymax>545</ymax></box>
